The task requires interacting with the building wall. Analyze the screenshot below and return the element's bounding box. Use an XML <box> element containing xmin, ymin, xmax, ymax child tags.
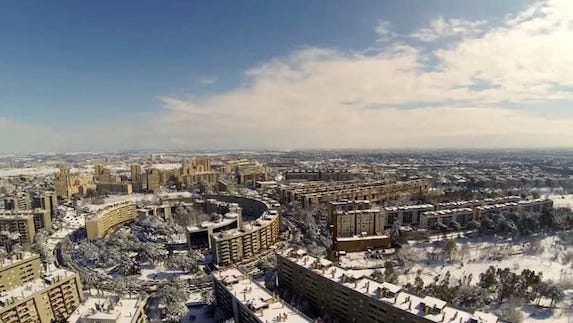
<box><xmin>85</xmin><ymin>202</ymin><xmax>137</xmax><ymax>240</ymax></box>
<box><xmin>0</xmin><ymin>271</ymin><xmax>83</xmax><ymax>323</ymax></box>
<box><xmin>0</xmin><ymin>253</ymin><xmax>42</xmax><ymax>293</ymax></box>
<box><xmin>210</xmin><ymin>214</ymin><xmax>280</xmax><ymax>266</ymax></box>
<box><xmin>335</xmin><ymin>237</ymin><xmax>392</xmax><ymax>252</ymax></box>
<box><xmin>0</xmin><ymin>213</ymin><xmax>36</xmax><ymax>248</ymax></box>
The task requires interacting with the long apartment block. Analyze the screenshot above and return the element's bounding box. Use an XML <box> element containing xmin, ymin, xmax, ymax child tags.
<box><xmin>279</xmin><ymin>179</ymin><xmax>430</xmax><ymax>209</ymax></box>
<box><xmin>213</xmin><ymin>267</ymin><xmax>312</xmax><ymax>323</ymax></box>
<box><xmin>277</xmin><ymin>249</ymin><xmax>498</xmax><ymax>323</ymax></box>
<box><xmin>85</xmin><ymin>201</ymin><xmax>137</xmax><ymax>240</ymax></box>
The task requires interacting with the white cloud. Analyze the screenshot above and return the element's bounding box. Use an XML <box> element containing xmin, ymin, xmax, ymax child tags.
<box><xmin>411</xmin><ymin>17</ymin><xmax>486</xmax><ymax>42</ymax></box>
<box><xmin>4</xmin><ymin>0</ymin><xmax>573</xmax><ymax>153</ymax></box>
<box><xmin>375</xmin><ymin>20</ymin><xmax>396</xmax><ymax>42</ymax></box>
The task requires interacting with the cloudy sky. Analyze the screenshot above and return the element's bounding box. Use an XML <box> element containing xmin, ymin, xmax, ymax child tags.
<box><xmin>1</xmin><ymin>0</ymin><xmax>573</xmax><ymax>153</ymax></box>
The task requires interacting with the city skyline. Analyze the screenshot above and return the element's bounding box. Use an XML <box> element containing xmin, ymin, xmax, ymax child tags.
<box><xmin>1</xmin><ymin>0</ymin><xmax>573</xmax><ymax>153</ymax></box>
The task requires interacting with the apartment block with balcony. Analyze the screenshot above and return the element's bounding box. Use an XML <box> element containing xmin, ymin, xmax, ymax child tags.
<box><xmin>85</xmin><ymin>201</ymin><xmax>137</xmax><ymax>240</ymax></box>
<box><xmin>0</xmin><ymin>265</ymin><xmax>83</xmax><ymax>323</ymax></box>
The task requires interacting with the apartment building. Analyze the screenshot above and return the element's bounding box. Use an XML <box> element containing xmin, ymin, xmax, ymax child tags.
<box><xmin>383</xmin><ymin>204</ymin><xmax>436</xmax><ymax>228</ymax></box>
<box><xmin>235</xmin><ymin>164</ymin><xmax>268</xmax><ymax>187</ymax></box>
<box><xmin>475</xmin><ymin>198</ymin><xmax>554</xmax><ymax>221</ymax></box>
<box><xmin>213</xmin><ymin>268</ymin><xmax>312</xmax><ymax>323</ymax></box>
<box><xmin>85</xmin><ymin>201</ymin><xmax>137</xmax><ymax>240</ymax></box>
<box><xmin>96</xmin><ymin>182</ymin><xmax>133</xmax><ymax>195</ymax></box>
<box><xmin>279</xmin><ymin>179</ymin><xmax>429</xmax><ymax>209</ymax></box>
<box><xmin>420</xmin><ymin>208</ymin><xmax>475</xmax><ymax>229</ymax></box>
<box><xmin>277</xmin><ymin>249</ymin><xmax>498</xmax><ymax>323</ymax></box>
<box><xmin>209</xmin><ymin>209</ymin><xmax>280</xmax><ymax>266</ymax></box>
<box><xmin>285</xmin><ymin>169</ymin><xmax>356</xmax><ymax>182</ymax></box>
<box><xmin>0</xmin><ymin>264</ymin><xmax>83</xmax><ymax>322</ymax></box>
<box><xmin>0</xmin><ymin>253</ymin><xmax>42</xmax><ymax>293</ymax></box>
<box><xmin>143</xmin><ymin>158</ymin><xmax>221</xmax><ymax>192</ymax></box>
<box><xmin>68</xmin><ymin>294</ymin><xmax>148</xmax><ymax>323</ymax></box>
<box><xmin>0</xmin><ymin>209</ymin><xmax>51</xmax><ymax>249</ymax></box>
<box><xmin>55</xmin><ymin>166</ymin><xmax>96</xmax><ymax>199</ymax></box>
<box><xmin>332</xmin><ymin>210</ymin><xmax>390</xmax><ymax>250</ymax></box>
<box><xmin>435</xmin><ymin>196</ymin><xmax>522</xmax><ymax>211</ymax></box>
<box><xmin>31</xmin><ymin>191</ymin><xmax>58</xmax><ymax>220</ymax></box>
<box><xmin>3</xmin><ymin>192</ymin><xmax>31</xmax><ymax>211</ymax></box>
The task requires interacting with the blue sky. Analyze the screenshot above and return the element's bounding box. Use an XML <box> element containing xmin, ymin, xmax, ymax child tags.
<box><xmin>1</xmin><ymin>0</ymin><xmax>572</xmax><ymax>153</ymax></box>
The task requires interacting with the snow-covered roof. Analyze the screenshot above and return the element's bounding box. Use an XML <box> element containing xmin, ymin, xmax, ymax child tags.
<box><xmin>213</xmin><ymin>268</ymin><xmax>312</xmax><ymax>323</ymax></box>
<box><xmin>280</xmin><ymin>249</ymin><xmax>498</xmax><ymax>323</ymax></box>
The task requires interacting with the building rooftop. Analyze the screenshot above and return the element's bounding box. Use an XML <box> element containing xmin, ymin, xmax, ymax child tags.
<box><xmin>67</xmin><ymin>295</ymin><xmax>146</xmax><ymax>323</ymax></box>
<box><xmin>186</xmin><ymin>212</ymin><xmax>239</xmax><ymax>233</ymax></box>
<box><xmin>0</xmin><ymin>252</ymin><xmax>38</xmax><ymax>270</ymax></box>
<box><xmin>280</xmin><ymin>249</ymin><xmax>498</xmax><ymax>323</ymax></box>
<box><xmin>213</xmin><ymin>268</ymin><xmax>312</xmax><ymax>323</ymax></box>
<box><xmin>212</xmin><ymin>211</ymin><xmax>278</xmax><ymax>241</ymax></box>
<box><xmin>85</xmin><ymin>200</ymin><xmax>135</xmax><ymax>219</ymax></box>
<box><xmin>0</xmin><ymin>268</ymin><xmax>77</xmax><ymax>308</ymax></box>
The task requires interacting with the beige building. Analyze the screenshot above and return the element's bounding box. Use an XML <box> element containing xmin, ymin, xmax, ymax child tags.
<box><xmin>0</xmin><ymin>253</ymin><xmax>42</xmax><ymax>293</ymax></box>
<box><xmin>3</xmin><ymin>192</ymin><xmax>31</xmax><ymax>211</ymax></box>
<box><xmin>209</xmin><ymin>209</ymin><xmax>280</xmax><ymax>266</ymax></box>
<box><xmin>143</xmin><ymin>158</ymin><xmax>222</xmax><ymax>192</ymax></box>
<box><xmin>67</xmin><ymin>294</ymin><xmax>147</xmax><ymax>323</ymax></box>
<box><xmin>0</xmin><ymin>209</ymin><xmax>51</xmax><ymax>249</ymax></box>
<box><xmin>277</xmin><ymin>249</ymin><xmax>498</xmax><ymax>323</ymax></box>
<box><xmin>55</xmin><ymin>166</ymin><xmax>96</xmax><ymax>199</ymax></box>
<box><xmin>212</xmin><ymin>267</ymin><xmax>312</xmax><ymax>323</ymax></box>
<box><xmin>85</xmin><ymin>201</ymin><xmax>137</xmax><ymax>240</ymax></box>
<box><xmin>0</xmin><ymin>255</ymin><xmax>83</xmax><ymax>323</ymax></box>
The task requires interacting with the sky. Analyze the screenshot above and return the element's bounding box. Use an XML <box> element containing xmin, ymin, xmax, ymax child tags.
<box><xmin>1</xmin><ymin>0</ymin><xmax>573</xmax><ymax>153</ymax></box>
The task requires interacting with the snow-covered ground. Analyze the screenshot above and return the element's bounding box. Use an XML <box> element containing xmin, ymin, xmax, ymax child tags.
<box><xmin>138</xmin><ymin>264</ymin><xmax>187</xmax><ymax>281</ymax></box>
<box><xmin>550</xmin><ymin>194</ymin><xmax>573</xmax><ymax>210</ymax></box>
<box><xmin>397</xmin><ymin>234</ymin><xmax>573</xmax><ymax>322</ymax></box>
<box><xmin>0</xmin><ymin>166</ymin><xmax>59</xmax><ymax>177</ymax></box>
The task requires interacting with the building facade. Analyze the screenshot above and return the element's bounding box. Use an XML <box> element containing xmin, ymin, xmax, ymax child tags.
<box><xmin>0</xmin><ymin>254</ymin><xmax>83</xmax><ymax>323</ymax></box>
<box><xmin>85</xmin><ymin>201</ymin><xmax>137</xmax><ymax>240</ymax></box>
<box><xmin>277</xmin><ymin>250</ymin><xmax>498</xmax><ymax>323</ymax></box>
<box><xmin>279</xmin><ymin>179</ymin><xmax>430</xmax><ymax>210</ymax></box>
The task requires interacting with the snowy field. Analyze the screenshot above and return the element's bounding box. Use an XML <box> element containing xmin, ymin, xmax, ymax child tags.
<box><xmin>550</xmin><ymin>194</ymin><xmax>573</xmax><ymax>210</ymax></box>
<box><xmin>0</xmin><ymin>166</ymin><xmax>59</xmax><ymax>177</ymax></box>
<box><xmin>138</xmin><ymin>263</ymin><xmax>187</xmax><ymax>281</ymax></box>
<box><xmin>397</xmin><ymin>234</ymin><xmax>573</xmax><ymax>322</ymax></box>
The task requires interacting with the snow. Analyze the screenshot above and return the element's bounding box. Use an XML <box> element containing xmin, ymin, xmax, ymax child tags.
<box><xmin>0</xmin><ymin>166</ymin><xmax>59</xmax><ymax>177</ymax></box>
<box><xmin>395</xmin><ymin>234</ymin><xmax>573</xmax><ymax>323</ymax></box>
<box><xmin>550</xmin><ymin>194</ymin><xmax>573</xmax><ymax>210</ymax></box>
<box><xmin>138</xmin><ymin>263</ymin><xmax>186</xmax><ymax>281</ymax></box>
